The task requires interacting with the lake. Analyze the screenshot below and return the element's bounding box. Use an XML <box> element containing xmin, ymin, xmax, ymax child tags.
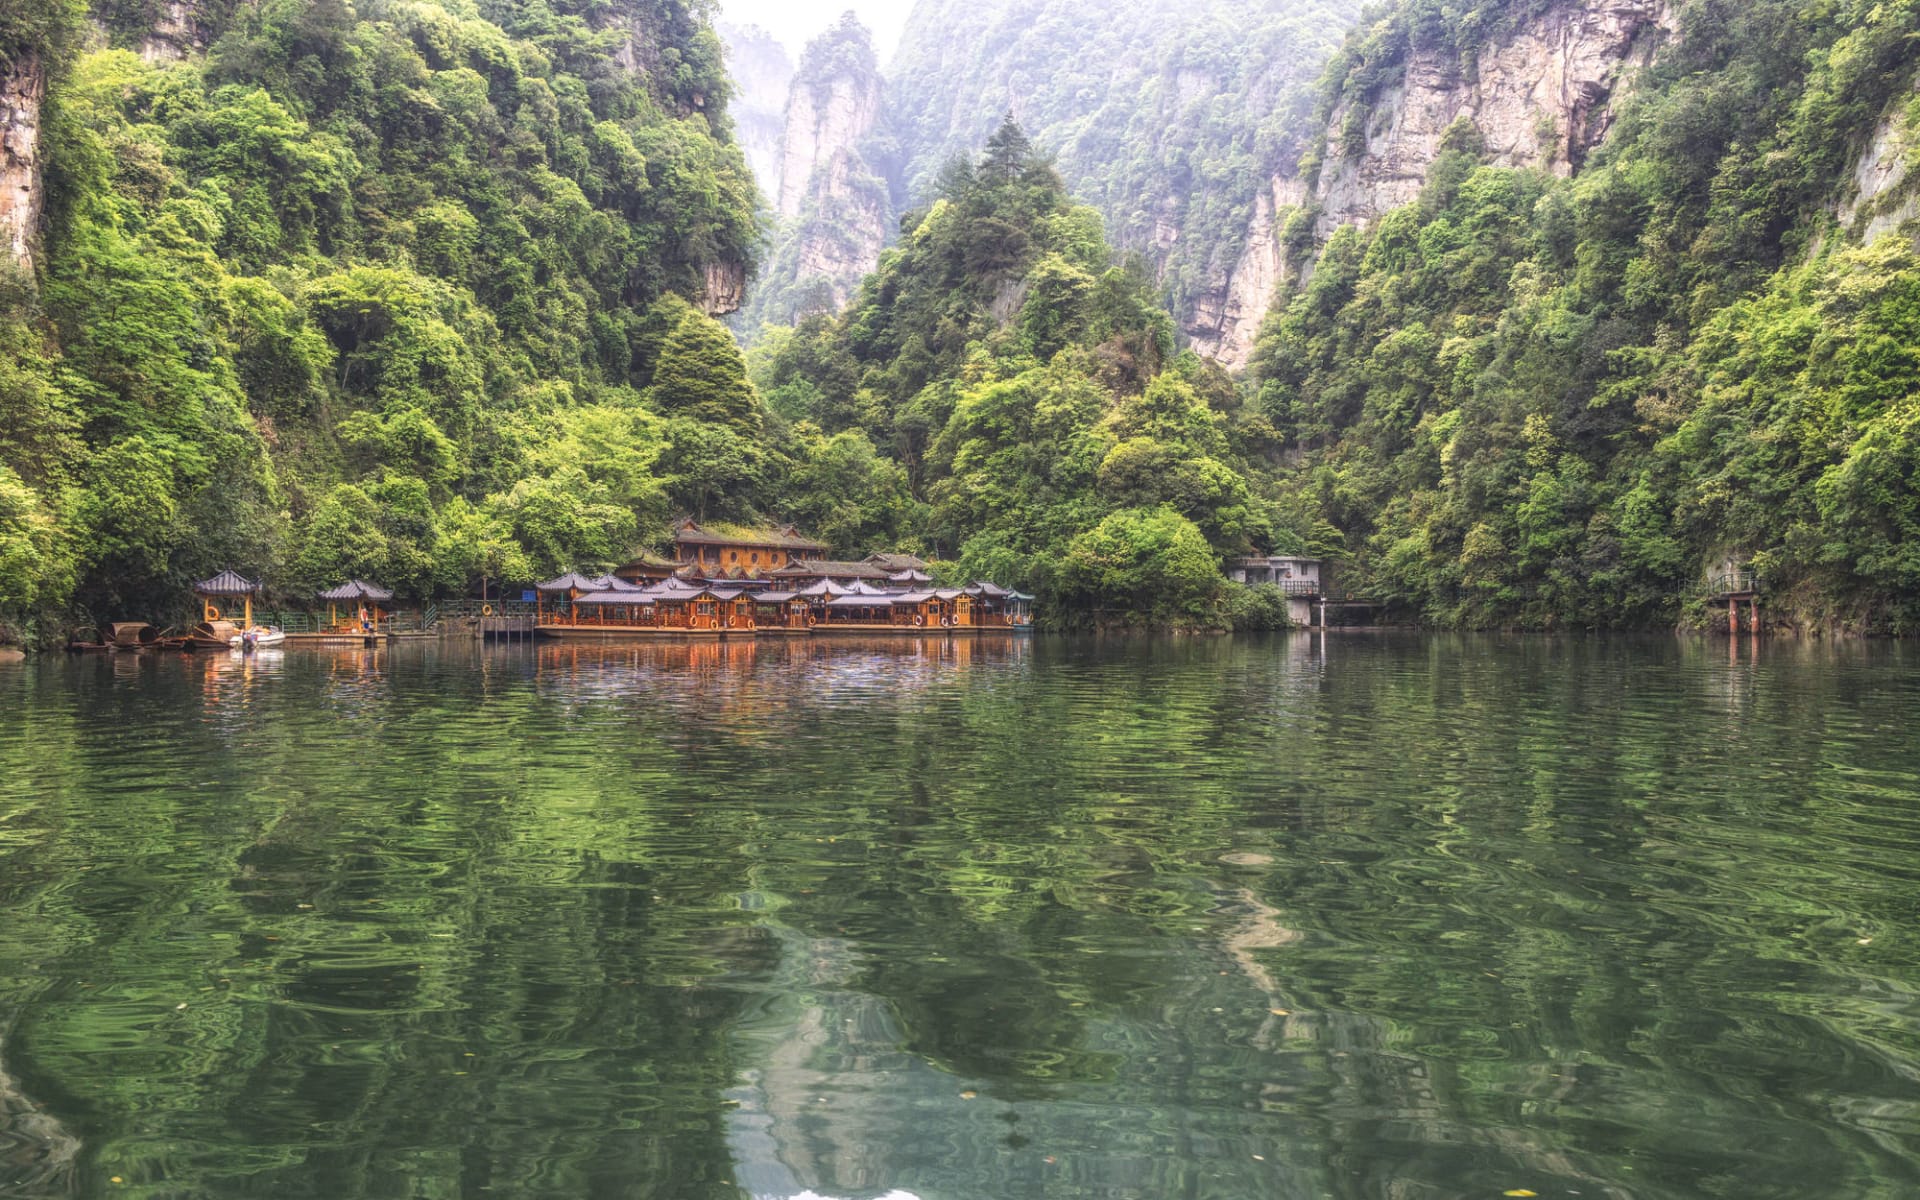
<box><xmin>1</xmin><ymin>634</ymin><xmax>1918</xmax><ymax>1199</ymax></box>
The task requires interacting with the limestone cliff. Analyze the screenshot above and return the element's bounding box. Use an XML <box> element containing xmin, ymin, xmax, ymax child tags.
<box><xmin>139</xmin><ymin>0</ymin><xmax>209</xmax><ymax>63</ymax></box>
<box><xmin>1837</xmin><ymin>77</ymin><xmax>1920</xmax><ymax>245</ymax></box>
<box><xmin>0</xmin><ymin>54</ymin><xmax>42</xmax><ymax>272</ymax></box>
<box><xmin>719</xmin><ymin>22</ymin><xmax>795</xmax><ymax>205</ymax></box>
<box><xmin>776</xmin><ymin>28</ymin><xmax>884</xmax><ymax>220</ymax></box>
<box><xmin>737</xmin><ymin>16</ymin><xmax>895</xmax><ymax>329</ymax></box>
<box><xmin>1312</xmin><ymin>0</ymin><xmax>1673</xmax><ymax>236</ymax></box>
<box><xmin>698</xmin><ymin>259</ymin><xmax>747</xmax><ymax>316</ymax></box>
<box><xmin>1192</xmin><ymin>0</ymin><xmax>1675</xmax><ymax>367</ymax></box>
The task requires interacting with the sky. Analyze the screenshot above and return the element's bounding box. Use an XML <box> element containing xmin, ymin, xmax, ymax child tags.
<box><xmin>717</xmin><ymin>0</ymin><xmax>912</xmax><ymax>60</ymax></box>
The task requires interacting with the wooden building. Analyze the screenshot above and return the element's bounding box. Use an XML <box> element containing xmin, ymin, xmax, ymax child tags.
<box><xmin>670</xmin><ymin>519</ymin><xmax>827</xmax><ymax>577</ymax></box>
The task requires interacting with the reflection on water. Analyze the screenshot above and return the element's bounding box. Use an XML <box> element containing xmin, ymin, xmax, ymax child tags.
<box><xmin>2</xmin><ymin>634</ymin><xmax>1919</xmax><ymax>1198</ymax></box>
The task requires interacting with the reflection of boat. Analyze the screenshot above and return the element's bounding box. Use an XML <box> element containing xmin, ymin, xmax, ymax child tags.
<box><xmin>229</xmin><ymin>627</ymin><xmax>287</xmax><ymax>651</ymax></box>
<box><xmin>187</xmin><ymin>620</ymin><xmax>242</xmax><ymax>650</ymax></box>
<box><xmin>102</xmin><ymin>621</ymin><xmax>161</xmax><ymax>649</ymax></box>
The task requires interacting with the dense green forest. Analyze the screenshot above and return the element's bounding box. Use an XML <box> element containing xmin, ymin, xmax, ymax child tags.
<box><xmin>754</xmin><ymin>118</ymin><xmax>1291</xmax><ymax>628</ymax></box>
<box><xmin>0</xmin><ymin>0</ymin><xmax>866</xmax><ymax>642</ymax></box>
<box><xmin>1252</xmin><ymin>0</ymin><xmax>1920</xmax><ymax>631</ymax></box>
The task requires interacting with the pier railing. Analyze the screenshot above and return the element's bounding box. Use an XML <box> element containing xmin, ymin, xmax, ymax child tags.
<box><xmin>1708</xmin><ymin>571</ymin><xmax>1757</xmax><ymax>596</ymax></box>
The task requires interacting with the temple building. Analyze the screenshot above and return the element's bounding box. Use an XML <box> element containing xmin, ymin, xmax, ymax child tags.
<box><xmin>668</xmin><ymin>519</ymin><xmax>827</xmax><ymax>579</ymax></box>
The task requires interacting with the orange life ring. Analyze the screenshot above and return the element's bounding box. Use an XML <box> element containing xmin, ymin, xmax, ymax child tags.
<box><xmin>206</xmin><ymin>605</ymin><xmax>221</xmax><ymax>621</ymax></box>
<box><xmin>482</xmin><ymin>604</ymin><xmax>494</xmax><ymax>617</ymax></box>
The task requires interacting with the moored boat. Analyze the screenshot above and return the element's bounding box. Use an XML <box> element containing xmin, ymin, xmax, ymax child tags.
<box><xmin>102</xmin><ymin>621</ymin><xmax>160</xmax><ymax>650</ymax></box>
<box><xmin>230</xmin><ymin>627</ymin><xmax>287</xmax><ymax>651</ymax></box>
<box><xmin>187</xmin><ymin>620</ymin><xmax>243</xmax><ymax>651</ymax></box>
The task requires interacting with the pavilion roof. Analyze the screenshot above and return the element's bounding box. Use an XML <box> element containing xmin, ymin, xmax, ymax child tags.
<box><xmin>865</xmin><ymin>553</ymin><xmax>930</xmax><ymax>572</ymax></box>
<box><xmin>581</xmin><ymin>575</ymin><xmax>642</xmax><ymax>592</ymax></box>
<box><xmin>771</xmin><ymin>558</ymin><xmax>892</xmax><ymax>580</ymax></box>
<box><xmin>752</xmin><ymin>591</ymin><xmax>801</xmax><ymax>603</ymax></box>
<box><xmin>319</xmin><ymin>580</ymin><xmax>394</xmax><ymax>602</ymax></box>
<box><xmin>889</xmin><ymin>570</ymin><xmax>934</xmax><ymax>584</ymax></box>
<box><xmin>535</xmin><ymin>572</ymin><xmax>599</xmax><ymax>594</ymax></box>
<box><xmin>194</xmin><ymin>570</ymin><xmax>259</xmax><ymax>596</ymax></box>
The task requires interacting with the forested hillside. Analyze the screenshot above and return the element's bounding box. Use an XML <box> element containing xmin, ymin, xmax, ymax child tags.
<box><xmin>756</xmin><ymin>120</ymin><xmax>1290</xmax><ymax>628</ymax></box>
<box><xmin>1253</xmin><ymin>0</ymin><xmax>1920</xmax><ymax>632</ymax></box>
<box><xmin>0</xmin><ymin>0</ymin><xmax>780</xmax><ymax>640</ymax></box>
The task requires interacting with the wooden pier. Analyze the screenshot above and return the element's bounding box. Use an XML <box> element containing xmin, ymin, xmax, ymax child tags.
<box><xmin>480</xmin><ymin>615</ymin><xmax>537</xmax><ymax>642</ymax></box>
<box><xmin>1708</xmin><ymin>570</ymin><xmax>1760</xmax><ymax>634</ymax></box>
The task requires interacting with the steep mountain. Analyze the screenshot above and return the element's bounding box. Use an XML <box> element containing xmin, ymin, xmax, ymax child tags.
<box><xmin>1251</xmin><ymin>0</ymin><xmax>1920</xmax><ymax>631</ymax></box>
<box><xmin>733</xmin><ymin>15</ymin><xmax>895</xmax><ymax>331</ymax></box>
<box><xmin>717</xmin><ymin>21</ymin><xmax>793</xmax><ymax>201</ymax></box>
<box><xmin>737</xmin><ymin>0</ymin><xmax>1361</xmax><ymax>362</ymax></box>
<box><xmin>0</xmin><ymin>0</ymin><xmax>772</xmax><ymax>640</ymax></box>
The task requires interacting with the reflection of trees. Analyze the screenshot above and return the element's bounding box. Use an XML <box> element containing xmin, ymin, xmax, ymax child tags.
<box><xmin>1</xmin><ymin>637</ymin><xmax>1919</xmax><ymax>1197</ymax></box>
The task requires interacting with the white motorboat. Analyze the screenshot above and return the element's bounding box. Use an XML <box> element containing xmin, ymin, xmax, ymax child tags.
<box><xmin>230</xmin><ymin>626</ymin><xmax>287</xmax><ymax>650</ymax></box>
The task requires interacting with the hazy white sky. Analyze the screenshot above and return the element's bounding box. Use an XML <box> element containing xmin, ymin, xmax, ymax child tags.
<box><xmin>717</xmin><ymin>0</ymin><xmax>912</xmax><ymax>60</ymax></box>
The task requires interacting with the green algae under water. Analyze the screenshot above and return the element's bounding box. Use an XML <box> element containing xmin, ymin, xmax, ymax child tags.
<box><xmin>1</xmin><ymin>634</ymin><xmax>1918</xmax><ymax>1199</ymax></box>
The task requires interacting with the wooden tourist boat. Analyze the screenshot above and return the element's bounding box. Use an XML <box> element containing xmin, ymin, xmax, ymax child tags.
<box><xmin>186</xmin><ymin>620</ymin><xmax>243</xmax><ymax>651</ymax></box>
<box><xmin>101</xmin><ymin>621</ymin><xmax>160</xmax><ymax>650</ymax></box>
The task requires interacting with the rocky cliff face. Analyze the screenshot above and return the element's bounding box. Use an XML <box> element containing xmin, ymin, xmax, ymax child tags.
<box><xmin>1837</xmin><ymin>78</ymin><xmax>1920</xmax><ymax>245</ymax></box>
<box><xmin>1313</xmin><ymin>0</ymin><xmax>1673</xmax><ymax>236</ymax></box>
<box><xmin>698</xmin><ymin>260</ymin><xmax>747</xmax><ymax>316</ymax></box>
<box><xmin>139</xmin><ymin>0</ymin><xmax>209</xmax><ymax>63</ymax></box>
<box><xmin>735</xmin><ymin>17</ymin><xmax>895</xmax><ymax>329</ymax></box>
<box><xmin>1190</xmin><ymin>0</ymin><xmax>1675</xmax><ymax>368</ymax></box>
<box><xmin>777</xmin><ymin>66</ymin><xmax>884</xmax><ymax>220</ymax></box>
<box><xmin>0</xmin><ymin>54</ymin><xmax>43</xmax><ymax>272</ymax></box>
<box><xmin>719</xmin><ymin>23</ymin><xmax>795</xmax><ymax>205</ymax></box>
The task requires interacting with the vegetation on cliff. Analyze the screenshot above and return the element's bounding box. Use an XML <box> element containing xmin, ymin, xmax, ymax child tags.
<box><xmin>1253</xmin><ymin>0</ymin><xmax>1920</xmax><ymax>631</ymax></box>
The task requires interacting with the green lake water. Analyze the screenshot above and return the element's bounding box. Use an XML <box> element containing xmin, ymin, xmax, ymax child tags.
<box><xmin>1</xmin><ymin>634</ymin><xmax>1918</xmax><ymax>1199</ymax></box>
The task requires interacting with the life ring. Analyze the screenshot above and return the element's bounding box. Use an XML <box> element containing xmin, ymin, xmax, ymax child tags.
<box><xmin>482</xmin><ymin>604</ymin><xmax>494</xmax><ymax>617</ymax></box>
<box><xmin>914</xmin><ymin>615</ymin><xmax>924</xmax><ymax>627</ymax></box>
<box><xmin>206</xmin><ymin>605</ymin><xmax>221</xmax><ymax>621</ymax></box>
<box><xmin>941</xmin><ymin>615</ymin><xmax>953</xmax><ymax>628</ymax></box>
<box><xmin>727</xmin><ymin>616</ymin><xmax>735</xmax><ymax>628</ymax></box>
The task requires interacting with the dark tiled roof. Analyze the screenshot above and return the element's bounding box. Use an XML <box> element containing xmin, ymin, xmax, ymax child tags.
<box><xmin>535</xmin><ymin>572</ymin><xmax>599</xmax><ymax>594</ymax></box>
<box><xmin>194</xmin><ymin>570</ymin><xmax>258</xmax><ymax>596</ymax></box>
<box><xmin>752</xmin><ymin>591</ymin><xmax>801</xmax><ymax>603</ymax></box>
<box><xmin>581</xmin><ymin>575</ymin><xmax>643</xmax><ymax>592</ymax></box>
<box><xmin>319</xmin><ymin>580</ymin><xmax>394</xmax><ymax>602</ymax></box>
<box><xmin>967</xmin><ymin>581</ymin><xmax>1011</xmax><ymax>598</ymax></box>
<box><xmin>772</xmin><ymin>559</ymin><xmax>891</xmax><ymax>580</ymax></box>
<box><xmin>670</xmin><ymin>519</ymin><xmax>827</xmax><ymax>552</ymax></box>
<box><xmin>865</xmin><ymin>553</ymin><xmax>930</xmax><ymax>571</ymax></box>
